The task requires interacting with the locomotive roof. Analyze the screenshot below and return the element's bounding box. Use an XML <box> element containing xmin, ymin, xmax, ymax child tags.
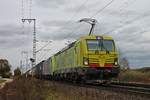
<box><xmin>54</xmin><ymin>35</ymin><xmax>113</xmax><ymax>56</ymax></box>
<box><xmin>79</xmin><ymin>35</ymin><xmax>113</xmax><ymax>40</ymax></box>
<box><xmin>55</xmin><ymin>41</ymin><xmax>76</xmax><ymax>56</ymax></box>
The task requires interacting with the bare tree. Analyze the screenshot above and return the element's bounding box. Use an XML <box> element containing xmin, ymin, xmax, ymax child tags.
<box><xmin>120</xmin><ymin>57</ymin><xmax>130</xmax><ymax>70</ymax></box>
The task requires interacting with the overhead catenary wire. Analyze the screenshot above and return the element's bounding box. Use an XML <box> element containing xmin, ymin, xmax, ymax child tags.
<box><xmin>90</xmin><ymin>0</ymin><xmax>115</xmax><ymax>18</ymax></box>
<box><xmin>70</xmin><ymin>0</ymin><xmax>137</xmax><ymax>36</ymax></box>
<box><xmin>67</xmin><ymin>0</ymin><xmax>89</xmax><ymax>22</ymax></box>
<box><xmin>104</xmin><ymin>10</ymin><xmax>150</xmax><ymax>35</ymax></box>
<box><xmin>54</xmin><ymin>0</ymin><xmax>133</xmax><ymax>40</ymax></box>
<box><xmin>67</xmin><ymin>0</ymin><xmax>116</xmax><ymax>38</ymax></box>
<box><xmin>36</xmin><ymin>41</ymin><xmax>51</xmax><ymax>53</ymax></box>
<box><xmin>65</xmin><ymin>0</ymin><xmax>116</xmax><ymax>41</ymax></box>
<box><xmin>89</xmin><ymin>0</ymin><xmax>135</xmax><ymax>35</ymax></box>
<box><xmin>54</xmin><ymin>0</ymin><xmax>89</xmax><ymax>40</ymax></box>
<box><xmin>53</xmin><ymin>0</ymin><xmax>117</xmax><ymax>42</ymax></box>
<box><xmin>38</xmin><ymin>49</ymin><xmax>51</xmax><ymax>62</ymax></box>
<box><xmin>87</xmin><ymin>0</ymin><xmax>131</xmax><ymax>35</ymax></box>
<box><xmin>102</xmin><ymin>0</ymin><xmax>139</xmax><ymax>35</ymax></box>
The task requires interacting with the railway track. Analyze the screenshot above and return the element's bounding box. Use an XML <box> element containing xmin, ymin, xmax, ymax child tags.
<box><xmin>103</xmin><ymin>82</ymin><xmax>150</xmax><ymax>96</ymax></box>
<box><xmin>56</xmin><ymin>80</ymin><xmax>150</xmax><ymax>97</ymax></box>
<box><xmin>111</xmin><ymin>81</ymin><xmax>150</xmax><ymax>88</ymax></box>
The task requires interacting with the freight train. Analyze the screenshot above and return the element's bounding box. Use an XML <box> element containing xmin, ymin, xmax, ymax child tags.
<box><xmin>32</xmin><ymin>35</ymin><xmax>120</xmax><ymax>81</ymax></box>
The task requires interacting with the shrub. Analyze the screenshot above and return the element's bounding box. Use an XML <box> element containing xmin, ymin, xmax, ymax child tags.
<box><xmin>14</xmin><ymin>68</ymin><xmax>21</xmax><ymax>76</ymax></box>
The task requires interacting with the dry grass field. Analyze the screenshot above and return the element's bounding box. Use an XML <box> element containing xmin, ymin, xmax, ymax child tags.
<box><xmin>117</xmin><ymin>68</ymin><xmax>150</xmax><ymax>83</ymax></box>
<box><xmin>0</xmin><ymin>77</ymin><xmax>149</xmax><ymax>100</ymax></box>
<box><xmin>0</xmin><ymin>80</ymin><xmax>5</xmax><ymax>84</ymax></box>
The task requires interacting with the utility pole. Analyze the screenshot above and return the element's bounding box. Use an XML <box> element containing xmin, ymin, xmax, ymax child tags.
<box><xmin>79</xmin><ymin>18</ymin><xmax>97</xmax><ymax>35</ymax></box>
<box><xmin>21</xmin><ymin>19</ymin><xmax>36</xmax><ymax>69</ymax></box>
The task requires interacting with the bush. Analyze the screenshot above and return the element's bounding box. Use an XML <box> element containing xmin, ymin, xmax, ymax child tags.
<box><xmin>14</xmin><ymin>68</ymin><xmax>21</xmax><ymax>76</ymax></box>
<box><xmin>2</xmin><ymin>72</ymin><xmax>12</xmax><ymax>78</ymax></box>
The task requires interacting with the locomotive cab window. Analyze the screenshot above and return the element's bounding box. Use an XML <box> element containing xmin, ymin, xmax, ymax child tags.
<box><xmin>87</xmin><ymin>39</ymin><xmax>115</xmax><ymax>51</ymax></box>
<box><xmin>87</xmin><ymin>40</ymin><xmax>100</xmax><ymax>51</ymax></box>
<box><xmin>102</xmin><ymin>40</ymin><xmax>115</xmax><ymax>52</ymax></box>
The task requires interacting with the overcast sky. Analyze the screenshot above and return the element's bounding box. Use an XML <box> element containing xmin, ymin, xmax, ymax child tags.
<box><xmin>0</xmin><ymin>0</ymin><xmax>150</xmax><ymax>71</ymax></box>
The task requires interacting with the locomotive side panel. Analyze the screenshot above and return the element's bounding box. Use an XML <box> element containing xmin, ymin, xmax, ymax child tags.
<box><xmin>54</xmin><ymin>45</ymin><xmax>77</xmax><ymax>72</ymax></box>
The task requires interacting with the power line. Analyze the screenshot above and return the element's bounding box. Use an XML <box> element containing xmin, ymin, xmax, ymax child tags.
<box><xmin>90</xmin><ymin>0</ymin><xmax>115</xmax><ymax>18</ymax></box>
<box><xmin>68</xmin><ymin>0</ymin><xmax>89</xmax><ymax>22</ymax></box>
<box><xmin>36</xmin><ymin>41</ymin><xmax>52</xmax><ymax>53</ymax></box>
<box><xmin>50</xmin><ymin>0</ymin><xmax>114</xmax><ymax>40</ymax></box>
<box><xmin>54</xmin><ymin>0</ymin><xmax>89</xmax><ymax>40</ymax></box>
<box><xmin>104</xmin><ymin>10</ymin><xmax>150</xmax><ymax>35</ymax></box>
<box><xmin>66</xmin><ymin>0</ymin><xmax>115</xmax><ymax>38</ymax></box>
<box><xmin>84</xmin><ymin>0</ymin><xmax>137</xmax><ymax>35</ymax></box>
<box><xmin>38</xmin><ymin>49</ymin><xmax>51</xmax><ymax>62</ymax></box>
<box><xmin>67</xmin><ymin>0</ymin><xmax>116</xmax><ymax>38</ymax></box>
<box><xmin>63</xmin><ymin>23</ymin><xmax>82</xmax><ymax>39</ymax></box>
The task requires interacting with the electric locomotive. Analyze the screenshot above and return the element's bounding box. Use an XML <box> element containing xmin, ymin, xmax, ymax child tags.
<box><xmin>52</xmin><ymin>35</ymin><xmax>119</xmax><ymax>81</ymax></box>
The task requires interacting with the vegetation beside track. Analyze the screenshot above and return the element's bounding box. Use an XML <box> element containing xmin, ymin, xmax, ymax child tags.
<box><xmin>0</xmin><ymin>77</ymin><xmax>149</xmax><ymax>100</ymax></box>
<box><xmin>0</xmin><ymin>80</ymin><xmax>6</xmax><ymax>84</ymax></box>
<box><xmin>117</xmin><ymin>68</ymin><xmax>150</xmax><ymax>83</ymax></box>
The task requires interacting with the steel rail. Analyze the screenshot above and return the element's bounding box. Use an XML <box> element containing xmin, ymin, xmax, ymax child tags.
<box><xmin>53</xmin><ymin>80</ymin><xmax>150</xmax><ymax>97</ymax></box>
<box><xmin>111</xmin><ymin>81</ymin><xmax>150</xmax><ymax>88</ymax></box>
<box><xmin>104</xmin><ymin>84</ymin><xmax>150</xmax><ymax>96</ymax></box>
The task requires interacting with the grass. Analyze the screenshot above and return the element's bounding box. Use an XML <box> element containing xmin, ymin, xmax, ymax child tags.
<box><xmin>0</xmin><ymin>77</ymin><xmax>149</xmax><ymax>100</ymax></box>
<box><xmin>0</xmin><ymin>80</ymin><xmax>6</xmax><ymax>84</ymax></box>
<box><xmin>117</xmin><ymin>69</ymin><xmax>150</xmax><ymax>83</ymax></box>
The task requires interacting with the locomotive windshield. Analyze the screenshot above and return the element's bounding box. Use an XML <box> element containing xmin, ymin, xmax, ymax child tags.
<box><xmin>87</xmin><ymin>40</ymin><xmax>114</xmax><ymax>51</ymax></box>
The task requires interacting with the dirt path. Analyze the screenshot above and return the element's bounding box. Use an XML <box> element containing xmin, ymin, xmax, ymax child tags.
<box><xmin>0</xmin><ymin>78</ymin><xmax>13</xmax><ymax>89</ymax></box>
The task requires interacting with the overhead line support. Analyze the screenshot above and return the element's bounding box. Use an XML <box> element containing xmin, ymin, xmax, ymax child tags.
<box><xmin>21</xmin><ymin>18</ymin><xmax>36</xmax><ymax>71</ymax></box>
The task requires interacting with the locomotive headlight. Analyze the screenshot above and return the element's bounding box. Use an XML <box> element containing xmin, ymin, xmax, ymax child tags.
<box><xmin>83</xmin><ymin>57</ymin><xmax>89</xmax><ymax>65</ymax></box>
<box><xmin>114</xmin><ymin>58</ymin><xmax>118</xmax><ymax>66</ymax></box>
<box><xmin>114</xmin><ymin>61</ymin><xmax>118</xmax><ymax>65</ymax></box>
<box><xmin>84</xmin><ymin>60</ymin><xmax>88</xmax><ymax>65</ymax></box>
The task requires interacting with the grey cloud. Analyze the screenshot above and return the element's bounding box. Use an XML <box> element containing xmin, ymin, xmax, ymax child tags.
<box><xmin>35</xmin><ymin>0</ymin><xmax>67</xmax><ymax>8</ymax></box>
<box><xmin>40</xmin><ymin>20</ymin><xmax>90</xmax><ymax>40</ymax></box>
<box><xmin>0</xmin><ymin>24</ymin><xmax>32</xmax><ymax>48</ymax></box>
<box><xmin>42</xmin><ymin>20</ymin><xmax>74</xmax><ymax>27</ymax></box>
<box><xmin>0</xmin><ymin>37</ymin><xmax>32</xmax><ymax>49</ymax></box>
<box><xmin>0</xmin><ymin>25</ymin><xmax>21</xmax><ymax>37</ymax></box>
<box><xmin>66</xmin><ymin>4</ymin><xmax>88</xmax><ymax>13</ymax></box>
<box><xmin>118</xmin><ymin>47</ymin><xmax>150</xmax><ymax>67</ymax></box>
<box><xmin>0</xmin><ymin>24</ymin><xmax>31</xmax><ymax>37</ymax></box>
<box><xmin>109</xmin><ymin>11</ymin><xmax>150</xmax><ymax>33</ymax></box>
